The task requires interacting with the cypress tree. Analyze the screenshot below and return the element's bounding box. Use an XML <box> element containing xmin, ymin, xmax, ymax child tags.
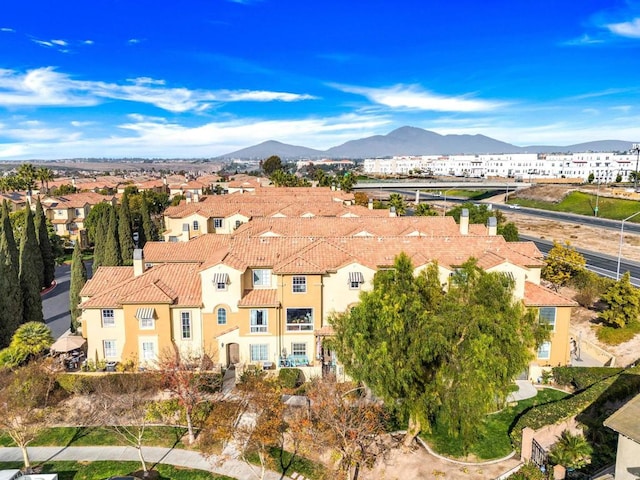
<box><xmin>19</xmin><ymin>207</ymin><xmax>44</xmax><ymax>323</ymax></box>
<box><xmin>140</xmin><ymin>196</ymin><xmax>157</xmax><ymax>246</ymax></box>
<box><xmin>91</xmin><ymin>205</ymin><xmax>110</xmax><ymax>270</ymax></box>
<box><xmin>34</xmin><ymin>197</ymin><xmax>55</xmax><ymax>288</ymax></box>
<box><xmin>1</xmin><ymin>201</ymin><xmax>19</xmax><ymax>270</ymax></box>
<box><xmin>118</xmin><ymin>192</ymin><xmax>135</xmax><ymax>265</ymax></box>
<box><xmin>0</xmin><ymin>235</ymin><xmax>22</xmax><ymax>347</ymax></box>
<box><xmin>69</xmin><ymin>241</ymin><xmax>88</xmax><ymax>333</ymax></box>
<box><xmin>102</xmin><ymin>206</ymin><xmax>121</xmax><ymax>266</ymax></box>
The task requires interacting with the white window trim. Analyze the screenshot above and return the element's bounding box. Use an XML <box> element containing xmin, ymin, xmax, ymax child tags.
<box><xmin>292</xmin><ymin>276</ymin><xmax>307</xmax><ymax>294</ymax></box>
<box><xmin>101</xmin><ymin>309</ymin><xmax>115</xmax><ymax>328</ymax></box>
<box><xmin>103</xmin><ymin>339</ymin><xmax>117</xmax><ymax>358</ymax></box>
<box><xmin>539</xmin><ymin>307</ymin><xmax>557</xmax><ymax>332</ymax></box>
<box><xmin>291</xmin><ymin>342</ymin><xmax>307</xmax><ymax>356</ymax></box>
<box><xmin>537</xmin><ymin>341</ymin><xmax>551</xmax><ymax>360</ymax></box>
<box><xmin>285</xmin><ymin>308</ymin><xmax>314</xmax><ymax>332</ymax></box>
<box><xmin>217</xmin><ymin>308</ymin><xmax>227</xmax><ymax>325</ymax></box>
<box><xmin>250</xmin><ymin>344</ymin><xmax>269</xmax><ymax>362</ymax></box>
<box><xmin>214</xmin><ymin>218</ymin><xmax>223</xmax><ymax>229</ymax></box>
<box><xmin>252</xmin><ymin>269</ymin><xmax>272</xmax><ymax>289</ymax></box>
<box><xmin>250</xmin><ymin>309</ymin><xmax>268</xmax><ymax>333</ymax></box>
<box><xmin>181</xmin><ymin>311</ymin><xmax>192</xmax><ymax>340</ymax></box>
<box><xmin>139</xmin><ymin>317</ymin><xmax>155</xmax><ymax>330</ymax></box>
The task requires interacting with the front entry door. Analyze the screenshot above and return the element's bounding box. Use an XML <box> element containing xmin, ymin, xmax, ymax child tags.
<box><xmin>227</xmin><ymin>343</ymin><xmax>240</xmax><ymax>366</ymax></box>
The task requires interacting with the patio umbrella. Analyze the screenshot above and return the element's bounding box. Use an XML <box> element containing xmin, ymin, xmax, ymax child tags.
<box><xmin>51</xmin><ymin>335</ymin><xmax>86</xmax><ymax>353</ymax></box>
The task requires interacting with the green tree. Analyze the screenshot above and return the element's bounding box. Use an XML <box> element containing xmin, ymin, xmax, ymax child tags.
<box><xmin>84</xmin><ymin>202</ymin><xmax>113</xmax><ymax>245</ymax></box>
<box><xmin>102</xmin><ymin>206</ymin><xmax>121</xmax><ymax>266</ymax></box>
<box><xmin>51</xmin><ymin>184</ymin><xmax>78</xmax><ymax>196</ymax></box>
<box><xmin>139</xmin><ymin>196</ymin><xmax>157</xmax><ymax>246</ymax></box>
<box><xmin>548</xmin><ymin>430</ymin><xmax>592</xmax><ymax>469</ymax></box>
<box><xmin>542</xmin><ymin>241</ymin><xmax>586</xmax><ymax>291</ymax></box>
<box><xmin>498</xmin><ymin>221</ymin><xmax>520</xmax><ymax>242</ymax></box>
<box><xmin>616</xmin><ymin>173</ymin><xmax>622</xmax><ymax>183</ymax></box>
<box><xmin>587</xmin><ymin>172</ymin><xmax>595</xmax><ymax>184</ymax></box>
<box><xmin>35</xmin><ymin>167</ymin><xmax>54</xmax><ymax>193</ymax></box>
<box><xmin>414</xmin><ymin>203</ymin><xmax>438</xmax><ymax>216</ymax></box>
<box><xmin>118</xmin><ymin>192</ymin><xmax>135</xmax><ymax>265</ymax></box>
<box><xmin>339</xmin><ymin>172</ymin><xmax>356</xmax><ymax>192</ymax></box>
<box><xmin>19</xmin><ymin>208</ymin><xmax>44</xmax><ymax>324</ymax></box>
<box><xmin>0</xmin><ymin>322</ymin><xmax>54</xmax><ymax>368</ymax></box>
<box><xmin>387</xmin><ymin>193</ymin><xmax>407</xmax><ymax>215</ymax></box>
<box><xmin>332</xmin><ymin>255</ymin><xmax>544</xmax><ymax>448</ymax></box>
<box><xmin>69</xmin><ymin>242</ymin><xmax>88</xmax><ymax>333</ymax></box>
<box><xmin>448</xmin><ymin>202</ymin><xmax>506</xmax><ymax>226</ymax></box>
<box><xmin>16</xmin><ymin>163</ymin><xmax>36</xmax><ymax>193</ymax></box>
<box><xmin>34</xmin><ymin>197</ymin><xmax>55</xmax><ymax>288</ymax></box>
<box><xmin>261</xmin><ymin>155</ymin><xmax>283</xmax><ymax>176</ymax></box>
<box><xmin>600</xmin><ymin>272</ymin><xmax>640</xmax><ymax>328</ymax></box>
<box><xmin>1</xmin><ymin>201</ymin><xmax>19</xmax><ymax>272</ymax></box>
<box><xmin>0</xmin><ymin>235</ymin><xmax>22</xmax><ymax>348</ymax></box>
<box><xmin>270</xmin><ymin>169</ymin><xmax>310</xmax><ymax>187</ymax></box>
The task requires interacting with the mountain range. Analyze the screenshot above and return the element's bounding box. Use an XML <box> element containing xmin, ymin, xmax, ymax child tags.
<box><xmin>217</xmin><ymin>126</ymin><xmax>636</xmax><ymax>160</ymax></box>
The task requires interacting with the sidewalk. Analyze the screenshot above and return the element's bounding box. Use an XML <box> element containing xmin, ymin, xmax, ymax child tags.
<box><xmin>0</xmin><ymin>445</ymin><xmax>289</xmax><ymax>480</ymax></box>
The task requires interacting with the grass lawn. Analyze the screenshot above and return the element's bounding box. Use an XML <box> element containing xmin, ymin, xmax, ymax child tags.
<box><xmin>0</xmin><ymin>460</ymin><xmax>232</xmax><ymax>480</ymax></box>
<box><xmin>426</xmin><ymin>189</ymin><xmax>489</xmax><ymax>199</ymax></box>
<box><xmin>420</xmin><ymin>387</ymin><xmax>569</xmax><ymax>460</ymax></box>
<box><xmin>512</xmin><ymin>191</ymin><xmax>640</xmax><ymax>222</ymax></box>
<box><xmin>0</xmin><ymin>426</ymin><xmax>187</xmax><ymax>449</ymax></box>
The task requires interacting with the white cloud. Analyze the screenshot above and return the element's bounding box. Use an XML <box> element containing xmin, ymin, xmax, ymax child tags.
<box><xmin>335</xmin><ymin>83</ymin><xmax>504</xmax><ymax>112</ymax></box>
<box><xmin>83</xmin><ymin>40</ymin><xmax>94</xmax><ymax>45</ymax></box>
<box><xmin>51</xmin><ymin>39</ymin><xmax>68</xmax><ymax>46</ymax></box>
<box><xmin>128</xmin><ymin>38</ymin><xmax>141</xmax><ymax>44</ymax></box>
<box><xmin>606</xmin><ymin>17</ymin><xmax>640</xmax><ymax>38</ymax></box>
<box><xmin>1</xmin><ymin>28</ymin><xmax>15</xmax><ymax>33</ymax></box>
<box><xmin>0</xmin><ymin>67</ymin><xmax>317</xmax><ymax>112</ymax></box>
<box><xmin>562</xmin><ymin>34</ymin><xmax>605</xmax><ymax>46</ymax></box>
<box><xmin>33</xmin><ymin>39</ymin><xmax>54</xmax><ymax>48</ymax></box>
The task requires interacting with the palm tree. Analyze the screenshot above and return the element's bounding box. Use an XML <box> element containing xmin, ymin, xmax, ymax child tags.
<box><xmin>388</xmin><ymin>193</ymin><xmax>407</xmax><ymax>215</ymax></box>
<box><xmin>36</xmin><ymin>167</ymin><xmax>54</xmax><ymax>194</ymax></box>
<box><xmin>549</xmin><ymin>430</ymin><xmax>593</xmax><ymax>470</ymax></box>
<box><xmin>17</xmin><ymin>163</ymin><xmax>36</xmax><ymax>194</ymax></box>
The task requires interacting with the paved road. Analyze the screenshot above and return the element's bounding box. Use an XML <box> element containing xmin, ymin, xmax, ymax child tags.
<box><xmin>521</xmin><ymin>235</ymin><xmax>640</xmax><ymax>286</ymax></box>
<box><xmin>0</xmin><ymin>446</ymin><xmax>289</xmax><ymax>480</ymax></box>
<box><xmin>42</xmin><ymin>263</ymin><xmax>72</xmax><ymax>339</ymax></box>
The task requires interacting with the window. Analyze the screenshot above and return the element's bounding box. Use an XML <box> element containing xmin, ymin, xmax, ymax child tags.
<box><xmin>250</xmin><ymin>344</ymin><xmax>268</xmax><ymax>362</ymax></box>
<box><xmin>213</xmin><ymin>273</ymin><xmax>229</xmax><ymax>291</ymax></box>
<box><xmin>181</xmin><ymin>311</ymin><xmax>192</xmax><ymax>339</ymax></box>
<box><xmin>537</xmin><ymin>342</ymin><xmax>551</xmax><ymax>360</ymax></box>
<box><xmin>136</xmin><ymin>308</ymin><xmax>155</xmax><ymax>329</ymax></box>
<box><xmin>252</xmin><ymin>269</ymin><xmax>271</xmax><ymax>288</ymax></box>
<box><xmin>103</xmin><ymin>340</ymin><xmax>117</xmax><ymax>358</ymax></box>
<box><xmin>539</xmin><ymin>307</ymin><xmax>556</xmax><ymax>331</ymax></box>
<box><xmin>101</xmin><ymin>309</ymin><xmax>115</xmax><ymax>327</ymax></box>
<box><xmin>75</xmin><ymin>208</ymin><xmax>81</xmax><ymax>217</ymax></box>
<box><xmin>217</xmin><ymin>308</ymin><xmax>227</xmax><ymax>325</ymax></box>
<box><xmin>235</xmin><ymin>220</ymin><xmax>242</xmax><ymax>229</ymax></box>
<box><xmin>292</xmin><ymin>276</ymin><xmax>307</xmax><ymax>293</ymax></box>
<box><xmin>193</xmin><ymin>220</ymin><xmax>199</xmax><ymax>231</ymax></box>
<box><xmin>142</xmin><ymin>341</ymin><xmax>155</xmax><ymax>361</ymax></box>
<box><xmin>169</xmin><ymin>236</ymin><xmax>178</xmax><ymax>242</ymax></box>
<box><xmin>140</xmin><ymin>317</ymin><xmax>154</xmax><ymax>329</ymax></box>
<box><xmin>286</xmin><ymin>308</ymin><xmax>313</xmax><ymax>331</ymax></box>
<box><xmin>214</xmin><ymin>218</ymin><xmax>223</xmax><ymax>229</ymax></box>
<box><xmin>250</xmin><ymin>309</ymin><xmax>268</xmax><ymax>333</ymax></box>
<box><xmin>348</xmin><ymin>272</ymin><xmax>364</xmax><ymax>289</ymax></box>
<box><xmin>291</xmin><ymin>343</ymin><xmax>307</xmax><ymax>356</ymax></box>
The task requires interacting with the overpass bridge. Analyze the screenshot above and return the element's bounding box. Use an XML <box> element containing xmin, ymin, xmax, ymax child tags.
<box><xmin>353</xmin><ymin>180</ymin><xmax>531</xmax><ymax>191</ymax></box>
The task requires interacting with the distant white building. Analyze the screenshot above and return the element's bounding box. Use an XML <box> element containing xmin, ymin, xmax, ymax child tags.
<box><xmin>363</xmin><ymin>152</ymin><xmax>638</xmax><ymax>182</ymax></box>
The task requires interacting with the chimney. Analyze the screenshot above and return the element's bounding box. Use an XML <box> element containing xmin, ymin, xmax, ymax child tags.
<box><xmin>163</xmin><ymin>176</ymin><xmax>167</xmax><ymax>186</ymax></box>
<box><xmin>460</xmin><ymin>208</ymin><xmax>469</xmax><ymax>235</ymax></box>
<box><xmin>72</xmin><ymin>177</ymin><xmax>76</xmax><ymax>187</ymax></box>
<box><xmin>133</xmin><ymin>249</ymin><xmax>145</xmax><ymax>276</ymax></box>
<box><xmin>389</xmin><ymin>206</ymin><xmax>397</xmax><ymax>217</ymax></box>
<box><xmin>185</xmin><ymin>192</ymin><xmax>192</xmax><ymax>203</ymax></box>
<box><xmin>26</xmin><ymin>191</ymin><xmax>32</xmax><ymax>205</ymax></box>
<box><xmin>415</xmin><ymin>189</ymin><xmax>420</xmax><ymax>204</ymax></box>
<box><xmin>368</xmin><ymin>199</ymin><xmax>373</xmax><ymax>210</ymax></box>
<box><xmin>487</xmin><ymin>216</ymin><xmax>497</xmax><ymax>236</ymax></box>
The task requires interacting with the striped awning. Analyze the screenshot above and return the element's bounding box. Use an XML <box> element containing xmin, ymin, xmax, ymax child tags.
<box><xmin>348</xmin><ymin>272</ymin><xmax>364</xmax><ymax>284</ymax></box>
<box><xmin>213</xmin><ymin>273</ymin><xmax>230</xmax><ymax>285</ymax></box>
<box><xmin>135</xmin><ymin>307</ymin><xmax>155</xmax><ymax>320</ymax></box>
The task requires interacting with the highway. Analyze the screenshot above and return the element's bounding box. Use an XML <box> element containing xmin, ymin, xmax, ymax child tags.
<box><xmin>520</xmin><ymin>235</ymin><xmax>640</xmax><ymax>286</ymax></box>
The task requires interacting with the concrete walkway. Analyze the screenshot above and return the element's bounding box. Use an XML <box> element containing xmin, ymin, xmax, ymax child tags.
<box><xmin>507</xmin><ymin>379</ymin><xmax>538</xmax><ymax>402</ymax></box>
<box><xmin>0</xmin><ymin>446</ymin><xmax>290</xmax><ymax>480</ymax></box>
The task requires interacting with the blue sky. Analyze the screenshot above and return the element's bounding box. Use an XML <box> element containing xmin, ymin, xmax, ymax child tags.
<box><xmin>1</xmin><ymin>0</ymin><xmax>639</xmax><ymax>159</ymax></box>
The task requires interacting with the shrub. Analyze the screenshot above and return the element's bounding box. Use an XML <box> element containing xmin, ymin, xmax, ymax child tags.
<box><xmin>597</xmin><ymin>323</ymin><xmax>640</xmax><ymax>345</ymax></box>
<box><xmin>552</xmin><ymin>366</ymin><xmax>623</xmax><ymax>391</ymax></box>
<box><xmin>278</xmin><ymin>368</ymin><xmax>303</xmax><ymax>389</ymax></box>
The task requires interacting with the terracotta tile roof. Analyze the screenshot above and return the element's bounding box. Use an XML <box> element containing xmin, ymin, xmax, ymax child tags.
<box><xmin>81</xmin><ymin>267</ymin><xmax>134</xmax><ymax>297</ymax></box>
<box><xmin>238</xmin><ymin>289</ymin><xmax>280</xmax><ymax>307</ymax></box>
<box><xmin>80</xmin><ymin>263</ymin><xmax>202</xmax><ymax>309</ymax></box>
<box><xmin>523</xmin><ymin>282</ymin><xmax>577</xmax><ymax>307</ymax></box>
<box><xmin>43</xmin><ymin>192</ymin><xmax>115</xmax><ymax>208</ymax></box>
<box><xmin>144</xmin><ymin>234</ymin><xmax>231</xmax><ymax>263</ymax></box>
<box><xmin>315</xmin><ymin>326</ymin><xmax>335</xmax><ymax>336</ymax></box>
<box><xmin>215</xmin><ymin>326</ymin><xmax>240</xmax><ymax>338</ymax></box>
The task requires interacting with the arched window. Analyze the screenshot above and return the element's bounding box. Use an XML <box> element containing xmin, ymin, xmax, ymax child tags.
<box><xmin>217</xmin><ymin>308</ymin><xmax>227</xmax><ymax>325</ymax></box>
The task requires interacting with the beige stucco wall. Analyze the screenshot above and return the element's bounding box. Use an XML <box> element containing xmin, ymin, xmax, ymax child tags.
<box><xmin>122</xmin><ymin>303</ymin><xmax>172</xmax><ymax>366</ymax></box>
<box><xmin>323</xmin><ymin>263</ymin><xmax>376</xmax><ymax>324</ymax></box>
<box><xmin>487</xmin><ymin>263</ymin><xmax>527</xmax><ymax>299</ymax></box>
<box><xmin>200</xmin><ymin>265</ymin><xmax>243</xmax><ymax>313</ymax></box>
<box><xmin>614</xmin><ymin>435</ymin><xmax>640</xmax><ymax>480</ymax></box>
<box><xmin>532</xmin><ymin>306</ymin><xmax>572</xmax><ymax>368</ymax></box>
<box><xmin>171</xmin><ymin>307</ymin><xmax>204</xmax><ymax>358</ymax></box>
<box><xmin>83</xmin><ymin>308</ymin><xmax>127</xmax><ymax>362</ymax></box>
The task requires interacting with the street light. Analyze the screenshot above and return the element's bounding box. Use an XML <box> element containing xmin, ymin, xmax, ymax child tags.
<box><xmin>616</xmin><ymin>210</ymin><xmax>640</xmax><ymax>280</ymax></box>
<box><xmin>633</xmin><ymin>144</ymin><xmax>640</xmax><ymax>191</ymax></box>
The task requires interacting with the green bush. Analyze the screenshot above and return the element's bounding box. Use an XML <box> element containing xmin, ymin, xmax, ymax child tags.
<box><xmin>597</xmin><ymin>323</ymin><xmax>640</xmax><ymax>345</ymax></box>
<box><xmin>511</xmin><ymin>367</ymin><xmax>640</xmax><ymax>453</ymax></box>
<box><xmin>278</xmin><ymin>368</ymin><xmax>303</xmax><ymax>389</ymax></box>
<box><xmin>57</xmin><ymin>372</ymin><xmax>162</xmax><ymax>394</ymax></box>
<box><xmin>552</xmin><ymin>366</ymin><xmax>623</xmax><ymax>391</ymax></box>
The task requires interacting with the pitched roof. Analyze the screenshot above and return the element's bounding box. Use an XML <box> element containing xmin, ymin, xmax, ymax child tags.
<box><xmin>144</xmin><ymin>234</ymin><xmax>231</xmax><ymax>263</ymax></box>
<box><xmin>604</xmin><ymin>393</ymin><xmax>640</xmax><ymax>442</ymax></box>
<box><xmin>81</xmin><ymin>267</ymin><xmax>134</xmax><ymax>297</ymax></box>
<box><xmin>523</xmin><ymin>282</ymin><xmax>577</xmax><ymax>307</ymax></box>
<box><xmin>80</xmin><ymin>263</ymin><xmax>202</xmax><ymax>308</ymax></box>
<box><xmin>238</xmin><ymin>289</ymin><xmax>280</xmax><ymax>307</ymax></box>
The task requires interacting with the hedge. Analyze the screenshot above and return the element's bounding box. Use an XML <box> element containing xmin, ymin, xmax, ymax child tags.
<box><xmin>278</xmin><ymin>368</ymin><xmax>303</xmax><ymax>389</ymax></box>
<box><xmin>511</xmin><ymin>366</ymin><xmax>640</xmax><ymax>453</ymax></box>
<box><xmin>552</xmin><ymin>366</ymin><xmax>623</xmax><ymax>391</ymax></box>
<box><xmin>57</xmin><ymin>372</ymin><xmax>162</xmax><ymax>394</ymax></box>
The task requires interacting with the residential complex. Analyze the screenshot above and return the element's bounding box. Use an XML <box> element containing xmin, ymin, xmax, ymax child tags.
<box><xmin>363</xmin><ymin>152</ymin><xmax>639</xmax><ymax>182</ymax></box>
<box><xmin>79</xmin><ymin>190</ymin><xmax>575</xmax><ymax>381</ymax></box>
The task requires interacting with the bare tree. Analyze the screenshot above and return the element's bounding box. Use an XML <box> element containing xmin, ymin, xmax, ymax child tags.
<box><xmin>307</xmin><ymin>376</ymin><xmax>387</xmax><ymax>480</ymax></box>
<box><xmin>0</xmin><ymin>360</ymin><xmax>64</xmax><ymax>470</ymax></box>
<box><xmin>155</xmin><ymin>346</ymin><xmax>221</xmax><ymax>444</ymax></box>
<box><xmin>91</xmin><ymin>373</ymin><xmax>160</xmax><ymax>474</ymax></box>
